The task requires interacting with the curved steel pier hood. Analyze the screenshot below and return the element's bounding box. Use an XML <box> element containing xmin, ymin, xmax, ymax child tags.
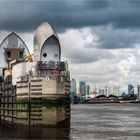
<box><xmin>34</xmin><ymin>22</ymin><xmax>61</xmax><ymax>62</ymax></box>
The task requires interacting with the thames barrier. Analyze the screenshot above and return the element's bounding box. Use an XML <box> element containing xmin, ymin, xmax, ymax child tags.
<box><xmin>0</xmin><ymin>22</ymin><xmax>71</xmax><ymax>127</ymax></box>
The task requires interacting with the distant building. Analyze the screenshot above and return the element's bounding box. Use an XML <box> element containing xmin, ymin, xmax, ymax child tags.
<box><xmin>98</xmin><ymin>88</ymin><xmax>105</xmax><ymax>95</ymax></box>
<box><xmin>86</xmin><ymin>85</ymin><xmax>90</xmax><ymax>95</ymax></box>
<box><xmin>137</xmin><ymin>85</ymin><xmax>140</xmax><ymax>99</ymax></box>
<box><xmin>93</xmin><ymin>86</ymin><xmax>97</xmax><ymax>97</ymax></box>
<box><xmin>79</xmin><ymin>81</ymin><xmax>86</xmax><ymax>96</ymax></box>
<box><xmin>128</xmin><ymin>84</ymin><xmax>134</xmax><ymax>95</ymax></box>
<box><xmin>71</xmin><ymin>79</ymin><xmax>76</xmax><ymax>94</ymax></box>
<box><xmin>70</xmin><ymin>79</ymin><xmax>77</xmax><ymax>103</ymax></box>
<box><xmin>119</xmin><ymin>84</ymin><xmax>137</xmax><ymax>100</ymax></box>
<box><xmin>105</xmin><ymin>86</ymin><xmax>108</xmax><ymax>96</ymax></box>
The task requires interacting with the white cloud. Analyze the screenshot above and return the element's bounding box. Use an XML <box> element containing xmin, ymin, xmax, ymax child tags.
<box><xmin>59</xmin><ymin>27</ymin><xmax>140</xmax><ymax>93</ymax></box>
<box><xmin>1</xmin><ymin>26</ymin><xmax>140</xmax><ymax>94</ymax></box>
<box><xmin>59</xmin><ymin>28</ymin><xmax>114</xmax><ymax>63</ymax></box>
<box><xmin>118</xmin><ymin>54</ymin><xmax>136</xmax><ymax>77</ymax></box>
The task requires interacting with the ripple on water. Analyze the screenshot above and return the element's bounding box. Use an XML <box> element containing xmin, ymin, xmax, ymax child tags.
<box><xmin>0</xmin><ymin>103</ymin><xmax>140</xmax><ymax>139</ymax></box>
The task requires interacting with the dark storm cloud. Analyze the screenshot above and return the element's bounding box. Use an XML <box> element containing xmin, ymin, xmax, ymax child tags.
<box><xmin>87</xmin><ymin>26</ymin><xmax>140</xmax><ymax>49</ymax></box>
<box><xmin>0</xmin><ymin>0</ymin><xmax>140</xmax><ymax>32</ymax></box>
<box><xmin>68</xmin><ymin>49</ymin><xmax>114</xmax><ymax>63</ymax></box>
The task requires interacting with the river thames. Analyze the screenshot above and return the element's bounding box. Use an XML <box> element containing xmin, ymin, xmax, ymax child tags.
<box><xmin>0</xmin><ymin>104</ymin><xmax>140</xmax><ymax>139</ymax></box>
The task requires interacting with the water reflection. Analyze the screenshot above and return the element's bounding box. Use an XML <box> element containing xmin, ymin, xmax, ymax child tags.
<box><xmin>1</xmin><ymin>104</ymin><xmax>140</xmax><ymax>139</ymax></box>
<box><xmin>0</xmin><ymin>122</ymin><xmax>70</xmax><ymax>139</ymax></box>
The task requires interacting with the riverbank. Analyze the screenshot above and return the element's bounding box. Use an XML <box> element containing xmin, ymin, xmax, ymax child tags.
<box><xmin>79</xmin><ymin>99</ymin><xmax>140</xmax><ymax>104</ymax></box>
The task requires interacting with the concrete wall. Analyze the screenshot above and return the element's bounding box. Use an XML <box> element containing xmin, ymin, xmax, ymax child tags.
<box><xmin>12</xmin><ymin>62</ymin><xmax>36</xmax><ymax>85</ymax></box>
<box><xmin>42</xmin><ymin>78</ymin><xmax>65</xmax><ymax>96</ymax></box>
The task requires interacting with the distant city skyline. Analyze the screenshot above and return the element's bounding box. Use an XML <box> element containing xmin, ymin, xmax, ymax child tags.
<box><xmin>71</xmin><ymin>78</ymin><xmax>138</xmax><ymax>96</ymax></box>
<box><xmin>1</xmin><ymin>1</ymin><xmax>140</xmax><ymax>89</ymax></box>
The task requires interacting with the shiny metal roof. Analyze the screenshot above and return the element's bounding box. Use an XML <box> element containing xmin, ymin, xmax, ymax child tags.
<box><xmin>33</xmin><ymin>22</ymin><xmax>60</xmax><ymax>61</ymax></box>
<box><xmin>0</xmin><ymin>32</ymin><xmax>30</xmax><ymax>72</ymax></box>
<box><xmin>0</xmin><ymin>32</ymin><xmax>30</xmax><ymax>54</ymax></box>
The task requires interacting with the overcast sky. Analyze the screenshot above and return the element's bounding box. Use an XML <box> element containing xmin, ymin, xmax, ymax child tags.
<box><xmin>0</xmin><ymin>0</ymin><xmax>140</xmax><ymax>93</ymax></box>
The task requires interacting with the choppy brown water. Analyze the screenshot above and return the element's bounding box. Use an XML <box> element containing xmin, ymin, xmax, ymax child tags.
<box><xmin>0</xmin><ymin>104</ymin><xmax>140</xmax><ymax>139</ymax></box>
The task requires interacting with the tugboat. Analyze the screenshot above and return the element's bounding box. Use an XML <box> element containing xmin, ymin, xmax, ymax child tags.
<box><xmin>0</xmin><ymin>22</ymin><xmax>71</xmax><ymax>127</ymax></box>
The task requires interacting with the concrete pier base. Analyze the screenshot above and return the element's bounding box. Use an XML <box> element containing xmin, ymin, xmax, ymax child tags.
<box><xmin>0</xmin><ymin>77</ymin><xmax>71</xmax><ymax>127</ymax></box>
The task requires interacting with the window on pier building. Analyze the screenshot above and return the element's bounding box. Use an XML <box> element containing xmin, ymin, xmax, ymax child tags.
<box><xmin>19</xmin><ymin>51</ymin><xmax>24</xmax><ymax>58</ymax></box>
<box><xmin>6</xmin><ymin>51</ymin><xmax>11</xmax><ymax>59</ymax></box>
